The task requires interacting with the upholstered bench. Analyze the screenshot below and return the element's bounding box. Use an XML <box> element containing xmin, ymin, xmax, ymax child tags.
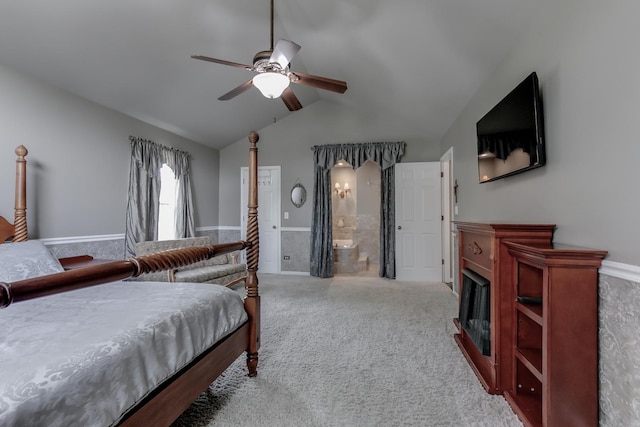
<box><xmin>133</xmin><ymin>236</ymin><xmax>247</xmax><ymax>287</ymax></box>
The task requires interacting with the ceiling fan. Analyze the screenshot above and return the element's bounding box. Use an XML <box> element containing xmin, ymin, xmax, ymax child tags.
<box><xmin>191</xmin><ymin>0</ymin><xmax>347</xmax><ymax>111</ymax></box>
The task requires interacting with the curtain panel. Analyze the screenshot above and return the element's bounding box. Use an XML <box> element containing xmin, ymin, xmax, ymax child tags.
<box><xmin>162</xmin><ymin>146</ymin><xmax>196</xmax><ymax>240</ymax></box>
<box><xmin>124</xmin><ymin>137</ymin><xmax>195</xmax><ymax>257</ymax></box>
<box><xmin>310</xmin><ymin>142</ymin><xmax>405</xmax><ymax>278</ymax></box>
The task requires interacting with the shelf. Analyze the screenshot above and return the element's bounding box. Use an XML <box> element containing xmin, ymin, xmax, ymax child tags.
<box><xmin>505</xmin><ymin>240</ymin><xmax>606</xmax><ymax>427</ymax></box>
<box><xmin>515</xmin><ymin>302</ymin><xmax>542</xmax><ymax>325</ymax></box>
<box><xmin>515</xmin><ymin>348</ymin><xmax>542</xmax><ymax>382</ymax></box>
<box><xmin>504</xmin><ymin>390</ymin><xmax>542</xmax><ymax>427</ymax></box>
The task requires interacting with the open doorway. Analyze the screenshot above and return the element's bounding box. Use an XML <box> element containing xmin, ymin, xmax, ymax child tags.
<box><xmin>331</xmin><ymin>160</ymin><xmax>380</xmax><ymax>276</ymax></box>
<box><xmin>309</xmin><ymin>141</ymin><xmax>404</xmax><ymax>279</ymax></box>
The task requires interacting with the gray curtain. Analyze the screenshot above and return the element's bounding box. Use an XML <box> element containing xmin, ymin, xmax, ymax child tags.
<box><xmin>162</xmin><ymin>147</ymin><xmax>196</xmax><ymax>240</ymax></box>
<box><xmin>310</xmin><ymin>142</ymin><xmax>405</xmax><ymax>278</ymax></box>
<box><xmin>310</xmin><ymin>164</ymin><xmax>334</xmax><ymax>277</ymax></box>
<box><xmin>380</xmin><ymin>166</ymin><xmax>396</xmax><ymax>278</ymax></box>
<box><xmin>124</xmin><ymin>137</ymin><xmax>195</xmax><ymax>257</ymax></box>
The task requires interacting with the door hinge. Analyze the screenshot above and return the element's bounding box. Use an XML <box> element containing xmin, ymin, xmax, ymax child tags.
<box><xmin>441</xmin><ymin>215</ymin><xmax>444</xmax><ymax>221</ymax></box>
<box><xmin>441</xmin><ymin>171</ymin><xmax>444</xmax><ymax>178</ymax></box>
<box><xmin>442</xmin><ymin>259</ymin><xmax>445</xmax><ymax>265</ymax></box>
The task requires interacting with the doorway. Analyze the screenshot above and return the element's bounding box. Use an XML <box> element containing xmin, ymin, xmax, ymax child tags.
<box><xmin>440</xmin><ymin>147</ymin><xmax>454</xmax><ymax>287</ymax></box>
<box><xmin>241</xmin><ymin>166</ymin><xmax>281</xmax><ymax>274</ymax></box>
<box><xmin>331</xmin><ymin>160</ymin><xmax>380</xmax><ymax>276</ymax></box>
<box><xmin>394</xmin><ymin>162</ymin><xmax>442</xmax><ymax>282</ymax></box>
<box><xmin>309</xmin><ymin>141</ymin><xmax>405</xmax><ymax>279</ymax></box>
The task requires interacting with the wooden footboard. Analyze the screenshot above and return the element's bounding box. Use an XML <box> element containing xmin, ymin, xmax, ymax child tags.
<box><xmin>0</xmin><ymin>241</ymin><xmax>250</xmax><ymax>307</ymax></box>
<box><xmin>119</xmin><ymin>322</ymin><xmax>251</xmax><ymax>427</ymax></box>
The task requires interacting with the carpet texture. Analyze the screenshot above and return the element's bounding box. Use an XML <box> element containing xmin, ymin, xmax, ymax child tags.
<box><xmin>172</xmin><ymin>274</ymin><xmax>522</xmax><ymax>427</ymax></box>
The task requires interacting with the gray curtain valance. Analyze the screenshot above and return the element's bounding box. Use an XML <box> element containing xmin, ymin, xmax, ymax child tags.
<box><xmin>311</xmin><ymin>141</ymin><xmax>405</xmax><ymax>171</ymax></box>
<box><xmin>129</xmin><ymin>136</ymin><xmax>193</xmax><ymax>174</ymax></box>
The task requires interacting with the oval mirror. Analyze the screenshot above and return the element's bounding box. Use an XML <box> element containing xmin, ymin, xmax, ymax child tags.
<box><xmin>291</xmin><ymin>183</ymin><xmax>306</xmax><ymax>208</ymax></box>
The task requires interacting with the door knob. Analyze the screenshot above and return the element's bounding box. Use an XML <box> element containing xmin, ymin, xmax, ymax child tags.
<box><xmin>272</xmin><ymin>225</ymin><xmax>276</xmax><ymax>229</ymax></box>
<box><xmin>397</xmin><ymin>225</ymin><xmax>402</xmax><ymax>230</ymax></box>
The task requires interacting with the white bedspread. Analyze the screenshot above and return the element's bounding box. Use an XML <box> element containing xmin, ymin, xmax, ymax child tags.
<box><xmin>0</xmin><ymin>280</ymin><xmax>248</xmax><ymax>427</ymax></box>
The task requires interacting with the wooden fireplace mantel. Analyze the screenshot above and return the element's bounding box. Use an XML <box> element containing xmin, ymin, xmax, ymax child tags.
<box><xmin>454</xmin><ymin>222</ymin><xmax>607</xmax><ymax>426</ymax></box>
<box><xmin>452</xmin><ymin>222</ymin><xmax>555</xmax><ymax>395</ymax></box>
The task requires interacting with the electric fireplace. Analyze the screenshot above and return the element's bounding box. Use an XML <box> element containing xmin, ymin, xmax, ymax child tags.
<box><xmin>458</xmin><ymin>268</ymin><xmax>491</xmax><ymax>356</ymax></box>
<box><xmin>453</xmin><ymin>222</ymin><xmax>555</xmax><ymax>395</ymax></box>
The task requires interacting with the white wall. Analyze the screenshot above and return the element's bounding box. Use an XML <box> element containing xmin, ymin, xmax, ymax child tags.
<box><xmin>441</xmin><ymin>0</ymin><xmax>640</xmax><ymax>265</ymax></box>
<box><xmin>0</xmin><ymin>64</ymin><xmax>220</xmax><ymax>239</ymax></box>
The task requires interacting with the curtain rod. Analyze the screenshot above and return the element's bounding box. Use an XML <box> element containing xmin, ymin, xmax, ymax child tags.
<box><xmin>310</xmin><ymin>141</ymin><xmax>404</xmax><ymax>150</ymax></box>
<box><xmin>129</xmin><ymin>136</ymin><xmax>191</xmax><ymax>157</ymax></box>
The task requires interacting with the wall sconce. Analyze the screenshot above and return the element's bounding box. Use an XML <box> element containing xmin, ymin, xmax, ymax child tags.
<box><xmin>334</xmin><ymin>182</ymin><xmax>350</xmax><ymax>198</ymax></box>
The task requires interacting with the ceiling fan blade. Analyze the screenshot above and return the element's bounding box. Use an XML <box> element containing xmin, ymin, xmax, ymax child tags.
<box><xmin>280</xmin><ymin>87</ymin><xmax>303</xmax><ymax>111</ymax></box>
<box><xmin>218</xmin><ymin>79</ymin><xmax>254</xmax><ymax>101</ymax></box>
<box><xmin>191</xmin><ymin>55</ymin><xmax>253</xmax><ymax>71</ymax></box>
<box><xmin>290</xmin><ymin>71</ymin><xmax>348</xmax><ymax>94</ymax></box>
<box><xmin>270</xmin><ymin>39</ymin><xmax>301</xmax><ymax>69</ymax></box>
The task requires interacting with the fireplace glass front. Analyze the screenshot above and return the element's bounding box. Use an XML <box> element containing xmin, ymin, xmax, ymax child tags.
<box><xmin>458</xmin><ymin>268</ymin><xmax>491</xmax><ymax>356</ymax></box>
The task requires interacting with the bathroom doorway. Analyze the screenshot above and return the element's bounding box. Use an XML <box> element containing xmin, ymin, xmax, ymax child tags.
<box><xmin>331</xmin><ymin>160</ymin><xmax>381</xmax><ymax>276</ymax></box>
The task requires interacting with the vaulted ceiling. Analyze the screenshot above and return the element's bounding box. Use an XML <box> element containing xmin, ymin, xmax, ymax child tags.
<box><xmin>0</xmin><ymin>0</ymin><xmax>548</xmax><ymax>149</ymax></box>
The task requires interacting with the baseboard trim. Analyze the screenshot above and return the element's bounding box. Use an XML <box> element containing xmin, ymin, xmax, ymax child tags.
<box><xmin>276</xmin><ymin>271</ymin><xmax>311</xmax><ymax>276</ymax></box>
<box><xmin>600</xmin><ymin>260</ymin><xmax>640</xmax><ymax>283</ymax></box>
<box><xmin>197</xmin><ymin>226</ymin><xmax>241</xmax><ymax>231</ymax></box>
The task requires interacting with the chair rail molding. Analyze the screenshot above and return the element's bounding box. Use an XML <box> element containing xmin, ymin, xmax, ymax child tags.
<box><xmin>41</xmin><ymin>234</ymin><xmax>125</xmax><ymax>245</ymax></box>
<box><xmin>199</xmin><ymin>226</ymin><xmax>241</xmax><ymax>231</ymax></box>
<box><xmin>600</xmin><ymin>260</ymin><xmax>640</xmax><ymax>283</ymax></box>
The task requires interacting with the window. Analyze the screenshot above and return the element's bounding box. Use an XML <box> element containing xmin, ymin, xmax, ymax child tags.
<box><xmin>158</xmin><ymin>164</ymin><xmax>178</xmax><ymax>240</ymax></box>
<box><xmin>125</xmin><ymin>136</ymin><xmax>195</xmax><ymax>257</ymax></box>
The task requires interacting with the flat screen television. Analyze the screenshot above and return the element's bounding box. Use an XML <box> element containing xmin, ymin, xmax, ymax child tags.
<box><xmin>477</xmin><ymin>72</ymin><xmax>545</xmax><ymax>183</ymax></box>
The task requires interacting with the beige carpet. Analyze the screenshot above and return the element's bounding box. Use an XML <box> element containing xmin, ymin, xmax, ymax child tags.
<box><xmin>172</xmin><ymin>274</ymin><xmax>522</xmax><ymax>427</ymax></box>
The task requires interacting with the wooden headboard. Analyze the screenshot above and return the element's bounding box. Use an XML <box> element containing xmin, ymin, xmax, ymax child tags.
<box><xmin>0</xmin><ymin>145</ymin><xmax>28</xmax><ymax>243</ymax></box>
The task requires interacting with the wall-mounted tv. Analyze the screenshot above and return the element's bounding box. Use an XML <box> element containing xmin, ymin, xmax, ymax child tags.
<box><xmin>477</xmin><ymin>72</ymin><xmax>545</xmax><ymax>183</ymax></box>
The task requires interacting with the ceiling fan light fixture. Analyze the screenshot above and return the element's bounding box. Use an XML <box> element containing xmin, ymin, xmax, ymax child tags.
<box><xmin>253</xmin><ymin>72</ymin><xmax>289</xmax><ymax>99</ymax></box>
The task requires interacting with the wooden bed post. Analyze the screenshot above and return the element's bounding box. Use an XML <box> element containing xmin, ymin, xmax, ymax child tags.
<box><xmin>13</xmin><ymin>145</ymin><xmax>28</xmax><ymax>242</ymax></box>
<box><xmin>245</xmin><ymin>130</ymin><xmax>260</xmax><ymax>377</ymax></box>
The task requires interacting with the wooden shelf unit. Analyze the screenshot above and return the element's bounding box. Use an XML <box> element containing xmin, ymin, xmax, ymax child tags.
<box><xmin>453</xmin><ymin>222</ymin><xmax>555</xmax><ymax>394</ymax></box>
<box><xmin>503</xmin><ymin>241</ymin><xmax>607</xmax><ymax>427</ymax></box>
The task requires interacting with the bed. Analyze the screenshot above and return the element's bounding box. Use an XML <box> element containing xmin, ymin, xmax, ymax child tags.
<box><xmin>0</xmin><ymin>132</ymin><xmax>262</xmax><ymax>427</ymax></box>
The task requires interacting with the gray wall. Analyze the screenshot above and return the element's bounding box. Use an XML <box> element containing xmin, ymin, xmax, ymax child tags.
<box><xmin>0</xmin><ymin>63</ymin><xmax>220</xmax><ymax>239</ymax></box>
<box><xmin>219</xmin><ymin>100</ymin><xmax>442</xmax><ymax>228</ymax></box>
<box><xmin>441</xmin><ymin>2</ymin><xmax>640</xmax><ymax>424</ymax></box>
<box><xmin>441</xmin><ymin>0</ymin><xmax>638</xmax><ymax>265</ymax></box>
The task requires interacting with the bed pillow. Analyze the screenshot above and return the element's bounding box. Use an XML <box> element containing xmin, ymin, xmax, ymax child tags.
<box><xmin>0</xmin><ymin>240</ymin><xmax>64</xmax><ymax>282</ymax></box>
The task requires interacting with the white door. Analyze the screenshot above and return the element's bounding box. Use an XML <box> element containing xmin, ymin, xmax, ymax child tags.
<box><xmin>440</xmin><ymin>148</ymin><xmax>454</xmax><ymax>285</ymax></box>
<box><xmin>395</xmin><ymin>162</ymin><xmax>442</xmax><ymax>282</ymax></box>
<box><xmin>241</xmin><ymin>166</ymin><xmax>281</xmax><ymax>274</ymax></box>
